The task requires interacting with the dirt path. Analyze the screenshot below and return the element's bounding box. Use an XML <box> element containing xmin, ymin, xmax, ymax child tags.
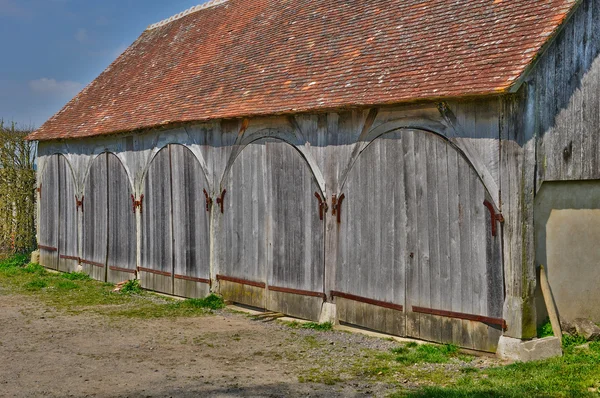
<box><xmin>0</xmin><ymin>291</ymin><xmax>400</xmax><ymax>397</ymax></box>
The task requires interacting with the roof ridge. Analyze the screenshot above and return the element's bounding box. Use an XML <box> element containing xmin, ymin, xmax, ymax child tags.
<box><xmin>146</xmin><ymin>0</ymin><xmax>228</xmax><ymax>31</ymax></box>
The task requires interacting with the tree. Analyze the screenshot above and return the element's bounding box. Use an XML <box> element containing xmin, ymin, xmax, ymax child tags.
<box><xmin>0</xmin><ymin>120</ymin><xmax>37</xmax><ymax>254</ymax></box>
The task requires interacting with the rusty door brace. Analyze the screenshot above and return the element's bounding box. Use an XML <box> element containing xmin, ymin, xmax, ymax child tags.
<box><xmin>216</xmin><ymin>189</ymin><xmax>227</xmax><ymax>214</ymax></box>
<box><xmin>75</xmin><ymin>195</ymin><xmax>84</xmax><ymax>213</ymax></box>
<box><xmin>203</xmin><ymin>189</ymin><xmax>213</xmax><ymax>212</ymax></box>
<box><xmin>314</xmin><ymin>192</ymin><xmax>328</xmax><ymax>221</ymax></box>
<box><xmin>37</xmin><ymin>184</ymin><xmax>42</xmax><ymax>198</ymax></box>
<box><xmin>331</xmin><ymin>194</ymin><xmax>346</xmax><ymax>224</ymax></box>
<box><xmin>131</xmin><ymin>194</ymin><xmax>144</xmax><ymax>214</ymax></box>
<box><xmin>483</xmin><ymin>200</ymin><xmax>504</xmax><ymax>237</ymax></box>
<box><xmin>412</xmin><ymin>305</ymin><xmax>507</xmax><ymax>330</ymax></box>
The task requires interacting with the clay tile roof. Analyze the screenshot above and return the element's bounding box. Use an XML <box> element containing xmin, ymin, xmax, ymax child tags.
<box><xmin>28</xmin><ymin>0</ymin><xmax>580</xmax><ymax>141</ymax></box>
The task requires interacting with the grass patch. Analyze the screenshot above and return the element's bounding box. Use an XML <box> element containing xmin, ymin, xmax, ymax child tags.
<box><xmin>172</xmin><ymin>294</ymin><xmax>225</xmax><ymax>310</ymax></box>
<box><xmin>61</xmin><ymin>272</ymin><xmax>90</xmax><ymax>281</ymax></box>
<box><xmin>55</xmin><ymin>280</ymin><xmax>79</xmax><ymax>290</ymax></box>
<box><xmin>394</xmin><ymin>343</ymin><xmax>461</xmax><ymax>365</ymax></box>
<box><xmin>0</xmin><ymin>254</ymin><xmax>219</xmax><ymax>319</ymax></box>
<box><xmin>281</xmin><ymin>320</ymin><xmax>333</xmax><ymax>331</ymax></box>
<box><xmin>24</xmin><ymin>279</ymin><xmax>47</xmax><ymax>291</ymax></box>
<box><xmin>395</xmin><ymin>341</ymin><xmax>600</xmax><ymax>397</ymax></box>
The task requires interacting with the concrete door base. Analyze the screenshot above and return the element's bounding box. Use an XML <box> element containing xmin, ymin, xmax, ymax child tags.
<box><xmin>319</xmin><ymin>302</ymin><xmax>337</xmax><ymax>324</ymax></box>
<box><xmin>497</xmin><ymin>335</ymin><xmax>562</xmax><ymax>362</ymax></box>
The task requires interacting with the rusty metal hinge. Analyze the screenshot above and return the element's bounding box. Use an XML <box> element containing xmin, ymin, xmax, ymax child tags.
<box><xmin>203</xmin><ymin>189</ymin><xmax>213</xmax><ymax>212</ymax></box>
<box><xmin>483</xmin><ymin>200</ymin><xmax>504</xmax><ymax>237</ymax></box>
<box><xmin>331</xmin><ymin>194</ymin><xmax>346</xmax><ymax>224</ymax></box>
<box><xmin>75</xmin><ymin>195</ymin><xmax>84</xmax><ymax>213</ymax></box>
<box><xmin>131</xmin><ymin>194</ymin><xmax>144</xmax><ymax>214</ymax></box>
<box><xmin>314</xmin><ymin>192</ymin><xmax>328</xmax><ymax>221</ymax></box>
<box><xmin>216</xmin><ymin>189</ymin><xmax>227</xmax><ymax>214</ymax></box>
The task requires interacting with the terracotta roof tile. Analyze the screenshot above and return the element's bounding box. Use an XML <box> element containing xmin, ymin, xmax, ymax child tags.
<box><xmin>28</xmin><ymin>0</ymin><xmax>580</xmax><ymax>141</ymax></box>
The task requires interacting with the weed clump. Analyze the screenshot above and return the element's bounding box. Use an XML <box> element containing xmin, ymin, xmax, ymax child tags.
<box><xmin>0</xmin><ymin>254</ymin><xmax>29</xmax><ymax>270</ymax></box>
<box><xmin>120</xmin><ymin>279</ymin><xmax>142</xmax><ymax>294</ymax></box>
<box><xmin>537</xmin><ymin>317</ymin><xmax>554</xmax><ymax>338</ymax></box>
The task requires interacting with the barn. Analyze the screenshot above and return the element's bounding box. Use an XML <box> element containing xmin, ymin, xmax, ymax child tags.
<box><xmin>27</xmin><ymin>0</ymin><xmax>598</xmax><ymax>356</ymax></box>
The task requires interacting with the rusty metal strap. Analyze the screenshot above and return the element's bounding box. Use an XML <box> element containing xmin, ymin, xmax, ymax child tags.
<box><xmin>138</xmin><ymin>267</ymin><xmax>171</xmax><ymax>277</ymax></box>
<box><xmin>109</xmin><ymin>266</ymin><xmax>136</xmax><ymax>274</ymax></box>
<box><xmin>269</xmin><ymin>285</ymin><xmax>326</xmax><ymax>299</ymax></box>
<box><xmin>175</xmin><ymin>274</ymin><xmax>210</xmax><ymax>284</ymax></box>
<box><xmin>60</xmin><ymin>255</ymin><xmax>80</xmax><ymax>262</ymax></box>
<box><xmin>483</xmin><ymin>200</ymin><xmax>504</xmax><ymax>237</ymax></box>
<box><xmin>80</xmin><ymin>259</ymin><xmax>104</xmax><ymax>268</ymax></box>
<box><xmin>331</xmin><ymin>291</ymin><xmax>403</xmax><ymax>312</ymax></box>
<box><xmin>216</xmin><ymin>274</ymin><xmax>266</xmax><ymax>289</ymax></box>
<box><xmin>412</xmin><ymin>306</ymin><xmax>507</xmax><ymax>329</ymax></box>
<box><xmin>38</xmin><ymin>245</ymin><xmax>58</xmax><ymax>252</ymax></box>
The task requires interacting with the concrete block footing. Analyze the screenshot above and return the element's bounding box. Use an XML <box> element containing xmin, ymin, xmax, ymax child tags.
<box><xmin>319</xmin><ymin>302</ymin><xmax>337</xmax><ymax>324</ymax></box>
<box><xmin>497</xmin><ymin>335</ymin><xmax>562</xmax><ymax>362</ymax></box>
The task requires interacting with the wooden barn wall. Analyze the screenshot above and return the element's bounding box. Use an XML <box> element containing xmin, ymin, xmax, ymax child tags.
<box><xmin>37</xmin><ymin>96</ymin><xmax>520</xmax><ymax>351</ymax></box>
<box><xmin>532</xmin><ymin>0</ymin><xmax>600</xmax><ymax>184</ymax></box>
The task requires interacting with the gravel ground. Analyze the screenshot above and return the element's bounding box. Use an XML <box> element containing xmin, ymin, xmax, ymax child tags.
<box><xmin>0</xmin><ymin>292</ymin><xmax>502</xmax><ymax>397</ymax></box>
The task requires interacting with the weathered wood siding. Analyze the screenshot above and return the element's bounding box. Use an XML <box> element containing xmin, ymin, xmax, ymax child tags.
<box><xmin>337</xmin><ymin>129</ymin><xmax>503</xmax><ymax>351</ymax></box>
<box><xmin>141</xmin><ymin>147</ymin><xmax>173</xmax><ymax>294</ymax></box>
<box><xmin>82</xmin><ymin>154</ymin><xmax>108</xmax><ymax>281</ymax></box>
<box><xmin>38</xmin><ymin>155</ymin><xmax>59</xmax><ymax>270</ymax></box>
<box><xmin>57</xmin><ymin>155</ymin><xmax>79</xmax><ymax>273</ymax></box>
<box><xmin>218</xmin><ymin>139</ymin><xmax>325</xmax><ymax>318</ymax></box>
<box><xmin>106</xmin><ymin>153</ymin><xmax>137</xmax><ymax>283</ymax></box>
<box><xmin>535</xmin><ymin>0</ymin><xmax>600</xmax><ymax>184</ymax></box>
<box><xmin>37</xmin><ymin>95</ymin><xmax>513</xmax><ymax>351</ymax></box>
<box><xmin>171</xmin><ymin>145</ymin><xmax>211</xmax><ymax>298</ymax></box>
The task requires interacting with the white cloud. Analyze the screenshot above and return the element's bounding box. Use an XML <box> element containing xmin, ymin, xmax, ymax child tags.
<box><xmin>29</xmin><ymin>78</ymin><xmax>83</xmax><ymax>96</ymax></box>
<box><xmin>75</xmin><ymin>28</ymin><xmax>88</xmax><ymax>43</ymax></box>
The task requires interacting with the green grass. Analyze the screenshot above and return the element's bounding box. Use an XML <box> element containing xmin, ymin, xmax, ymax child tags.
<box><xmin>395</xmin><ymin>342</ymin><xmax>600</xmax><ymax>397</ymax></box>
<box><xmin>393</xmin><ymin>343</ymin><xmax>462</xmax><ymax>365</ymax></box>
<box><xmin>537</xmin><ymin>318</ymin><xmax>554</xmax><ymax>338</ymax></box>
<box><xmin>281</xmin><ymin>320</ymin><xmax>333</xmax><ymax>331</ymax></box>
<box><xmin>0</xmin><ymin>254</ymin><xmax>221</xmax><ymax>319</ymax></box>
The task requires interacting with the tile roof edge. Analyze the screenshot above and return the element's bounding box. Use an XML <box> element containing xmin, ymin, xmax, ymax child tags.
<box><xmin>146</xmin><ymin>0</ymin><xmax>229</xmax><ymax>31</ymax></box>
<box><xmin>506</xmin><ymin>0</ymin><xmax>583</xmax><ymax>95</ymax></box>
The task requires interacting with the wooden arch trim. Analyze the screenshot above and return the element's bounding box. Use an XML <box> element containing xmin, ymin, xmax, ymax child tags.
<box><xmin>219</xmin><ymin>125</ymin><xmax>327</xmax><ymax>196</ymax></box>
<box><xmin>338</xmin><ymin>116</ymin><xmax>501</xmax><ymax>210</ymax></box>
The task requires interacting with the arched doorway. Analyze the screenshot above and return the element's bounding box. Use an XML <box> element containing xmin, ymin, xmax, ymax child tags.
<box><xmin>217</xmin><ymin>138</ymin><xmax>326</xmax><ymax>320</ymax></box>
<box><xmin>335</xmin><ymin>129</ymin><xmax>504</xmax><ymax>352</ymax></box>
<box><xmin>140</xmin><ymin>145</ymin><xmax>211</xmax><ymax>297</ymax></box>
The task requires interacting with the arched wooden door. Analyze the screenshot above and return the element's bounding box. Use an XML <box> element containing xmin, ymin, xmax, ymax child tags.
<box><xmin>218</xmin><ymin>138</ymin><xmax>325</xmax><ymax>320</ymax></box>
<box><xmin>82</xmin><ymin>153</ymin><xmax>137</xmax><ymax>282</ymax></box>
<box><xmin>335</xmin><ymin>129</ymin><xmax>504</xmax><ymax>352</ymax></box>
<box><xmin>82</xmin><ymin>154</ymin><xmax>108</xmax><ymax>281</ymax></box>
<box><xmin>57</xmin><ymin>155</ymin><xmax>79</xmax><ymax>273</ymax></box>
<box><xmin>38</xmin><ymin>155</ymin><xmax>59</xmax><ymax>270</ymax></box>
<box><xmin>141</xmin><ymin>145</ymin><xmax>210</xmax><ymax>297</ymax></box>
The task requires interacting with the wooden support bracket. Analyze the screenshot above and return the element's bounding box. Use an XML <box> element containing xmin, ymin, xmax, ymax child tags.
<box><xmin>314</xmin><ymin>192</ymin><xmax>328</xmax><ymax>221</ymax></box>
<box><xmin>131</xmin><ymin>194</ymin><xmax>144</xmax><ymax>214</ymax></box>
<box><xmin>75</xmin><ymin>195</ymin><xmax>84</xmax><ymax>213</ymax></box>
<box><xmin>216</xmin><ymin>189</ymin><xmax>227</xmax><ymax>214</ymax></box>
<box><xmin>331</xmin><ymin>194</ymin><xmax>346</xmax><ymax>224</ymax></box>
<box><xmin>483</xmin><ymin>200</ymin><xmax>504</xmax><ymax>237</ymax></box>
<box><xmin>203</xmin><ymin>189</ymin><xmax>213</xmax><ymax>212</ymax></box>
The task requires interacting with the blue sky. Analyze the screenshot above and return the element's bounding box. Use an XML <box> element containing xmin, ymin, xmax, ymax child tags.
<box><xmin>0</xmin><ymin>0</ymin><xmax>205</xmax><ymax>129</ymax></box>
